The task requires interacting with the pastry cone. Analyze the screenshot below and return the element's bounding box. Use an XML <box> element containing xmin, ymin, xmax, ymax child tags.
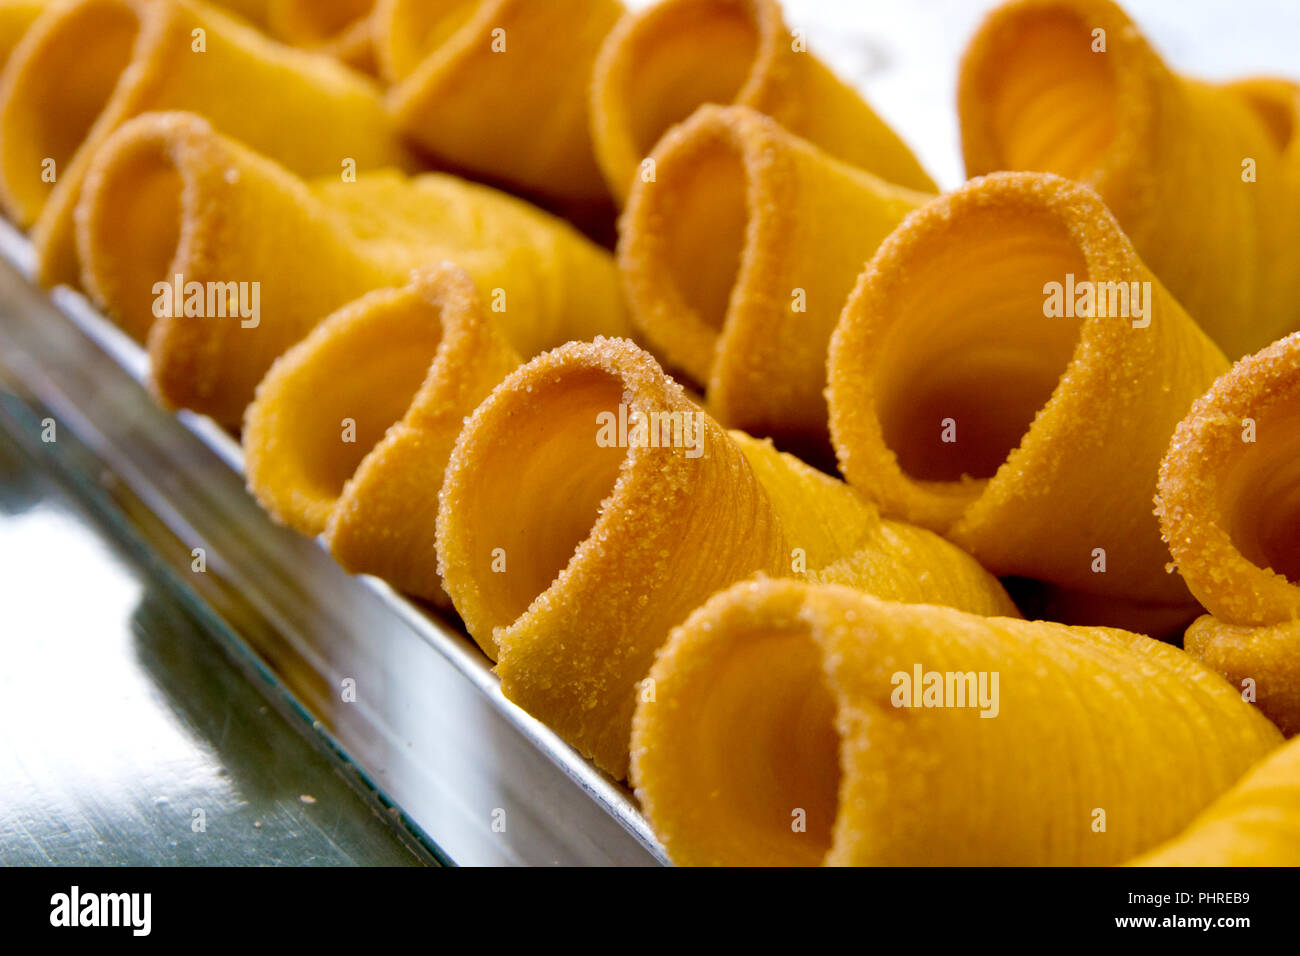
<box><xmin>199</xmin><ymin>0</ymin><xmax>375</xmax><ymax>70</ymax></box>
<box><xmin>74</xmin><ymin>111</ymin><xmax>628</xmax><ymax>426</ymax></box>
<box><xmin>1129</xmin><ymin>736</ymin><xmax>1300</xmax><ymax>866</ymax></box>
<box><xmin>0</xmin><ymin>0</ymin><xmax>411</xmax><ymax>286</ymax></box>
<box><xmin>0</xmin><ymin>0</ymin><xmax>45</xmax><ymax>69</ymax></box>
<box><xmin>375</xmin><ymin>0</ymin><xmax>622</xmax><ymax>203</ymax></box>
<box><xmin>590</xmin><ymin>0</ymin><xmax>935</xmax><ymax>204</ymax></box>
<box><xmin>1157</xmin><ymin>332</ymin><xmax>1300</xmax><ymax>734</ymax></box>
<box><xmin>827</xmin><ymin>172</ymin><xmax>1228</xmax><ymax>629</ymax></box>
<box><xmin>959</xmin><ymin>0</ymin><xmax>1300</xmax><ymax>357</ymax></box>
<box><xmin>436</xmin><ymin>338</ymin><xmax>1015</xmax><ymax>777</ymax></box>
<box><xmin>630</xmin><ymin>578</ymin><xmax>1283</xmax><ymax>866</ymax></box>
<box><xmin>619</xmin><ymin>105</ymin><xmax>930</xmax><ymax>459</ymax></box>
<box><xmin>244</xmin><ymin>264</ymin><xmax>521</xmax><ymax>604</ymax></box>
<box><xmin>266</xmin><ymin>0</ymin><xmax>375</xmax><ymax>72</ymax></box>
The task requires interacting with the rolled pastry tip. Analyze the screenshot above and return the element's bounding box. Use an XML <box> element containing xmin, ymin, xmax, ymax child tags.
<box><xmin>1130</xmin><ymin>735</ymin><xmax>1300</xmax><ymax>866</ymax></box>
<box><xmin>243</xmin><ymin>264</ymin><xmax>521</xmax><ymax>604</ymax></box>
<box><xmin>630</xmin><ymin>578</ymin><xmax>1283</xmax><ymax>866</ymax></box>
<box><xmin>0</xmin><ymin>0</ymin><xmax>412</xmax><ymax>287</ymax></box>
<box><xmin>436</xmin><ymin>338</ymin><xmax>1015</xmax><ymax>777</ymax></box>
<box><xmin>827</xmin><ymin>171</ymin><xmax>1228</xmax><ymax>628</ymax></box>
<box><xmin>266</xmin><ymin>0</ymin><xmax>376</xmax><ymax>72</ymax></box>
<box><xmin>590</xmin><ymin>0</ymin><xmax>935</xmax><ymax>205</ymax></box>
<box><xmin>618</xmin><ymin>105</ymin><xmax>930</xmax><ymax>460</ymax></box>
<box><xmin>375</xmin><ymin>0</ymin><xmax>622</xmax><ymax>203</ymax></box>
<box><xmin>1156</xmin><ymin>332</ymin><xmax>1300</xmax><ymax>733</ymax></box>
<box><xmin>958</xmin><ymin>0</ymin><xmax>1300</xmax><ymax>358</ymax></box>
<box><xmin>0</xmin><ymin>0</ymin><xmax>46</xmax><ymax>70</ymax></box>
<box><xmin>74</xmin><ymin>111</ymin><xmax>628</xmax><ymax>426</ymax></box>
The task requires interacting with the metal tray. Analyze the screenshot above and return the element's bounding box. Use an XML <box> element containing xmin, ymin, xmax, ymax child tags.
<box><xmin>0</xmin><ymin>221</ymin><xmax>667</xmax><ymax>866</ymax></box>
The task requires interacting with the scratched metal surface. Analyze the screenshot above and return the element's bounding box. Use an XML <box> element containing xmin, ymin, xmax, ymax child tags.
<box><xmin>0</xmin><ymin>415</ymin><xmax>427</xmax><ymax>866</ymax></box>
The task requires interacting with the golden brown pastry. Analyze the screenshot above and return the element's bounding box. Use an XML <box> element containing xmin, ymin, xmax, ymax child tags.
<box><xmin>1157</xmin><ymin>332</ymin><xmax>1300</xmax><ymax>734</ymax></box>
<box><xmin>619</xmin><ymin>104</ymin><xmax>930</xmax><ymax>459</ymax></box>
<box><xmin>436</xmin><ymin>338</ymin><xmax>1016</xmax><ymax>777</ymax></box>
<box><xmin>244</xmin><ymin>264</ymin><xmax>521</xmax><ymax>603</ymax></box>
<box><xmin>1129</xmin><ymin>735</ymin><xmax>1300</xmax><ymax>865</ymax></box>
<box><xmin>590</xmin><ymin>0</ymin><xmax>934</xmax><ymax>203</ymax></box>
<box><xmin>74</xmin><ymin>111</ymin><xmax>627</xmax><ymax>427</ymax></box>
<box><xmin>375</xmin><ymin>0</ymin><xmax>623</xmax><ymax>203</ymax></box>
<box><xmin>959</xmin><ymin>0</ymin><xmax>1300</xmax><ymax>357</ymax></box>
<box><xmin>0</xmin><ymin>0</ymin><xmax>46</xmax><ymax>70</ymax></box>
<box><xmin>0</xmin><ymin>0</ymin><xmax>412</xmax><ymax>286</ymax></box>
<box><xmin>827</xmin><ymin>171</ymin><xmax>1228</xmax><ymax>632</ymax></box>
<box><xmin>632</xmin><ymin>578</ymin><xmax>1282</xmax><ymax>865</ymax></box>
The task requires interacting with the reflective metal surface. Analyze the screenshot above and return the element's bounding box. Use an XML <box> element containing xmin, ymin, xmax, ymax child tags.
<box><xmin>0</xmin><ymin>417</ymin><xmax>428</xmax><ymax>866</ymax></box>
<box><xmin>0</xmin><ymin>225</ymin><xmax>665</xmax><ymax>866</ymax></box>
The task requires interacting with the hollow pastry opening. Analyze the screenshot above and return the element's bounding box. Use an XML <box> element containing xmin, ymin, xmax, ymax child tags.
<box><xmin>379</xmin><ymin>0</ymin><xmax>483</xmax><ymax>80</ymax></box>
<box><xmin>459</xmin><ymin>368</ymin><xmax>630</xmax><ymax>628</ymax></box>
<box><xmin>618</xmin><ymin>0</ymin><xmax>761</xmax><ymax>163</ymax></box>
<box><xmin>871</xmin><ymin>206</ymin><xmax>1087</xmax><ymax>484</ymax></box>
<box><xmin>1219</xmin><ymin>392</ymin><xmax>1300</xmax><ymax>586</ymax></box>
<box><xmin>275</xmin><ymin>0</ymin><xmax>374</xmax><ymax>45</ymax></box>
<box><xmin>671</xmin><ymin>626</ymin><xmax>841</xmax><ymax>866</ymax></box>
<box><xmin>279</xmin><ymin>299</ymin><xmax>445</xmax><ymax>510</ymax></box>
<box><xmin>6</xmin><ymin>0</ymin><xmax>139</xmax><ymax>214</ymax></box>
<box><xmin>978</xmin><ymin>8</ymin><xmax>1120</xmax><ymax>182</ymax></box>
<box><xmin>658</xmin><ymin>135</ymin><xmax>749</xmax><ymax>342</ymax></box>
<box><xmin>82</xmin><ymin>137</ymin><xmax>183</xmax><ymax>340</ymax></box>
<box><xmin>1232</xmin><ymin>82</ymin><xmax>1298</xmax><ymax>154</ymax></box>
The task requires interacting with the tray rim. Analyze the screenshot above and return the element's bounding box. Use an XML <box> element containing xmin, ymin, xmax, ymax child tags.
<box><xmin>0</xmin><ymin>220</ymin><xmax>669</xmax><ymax>867</ymax></box>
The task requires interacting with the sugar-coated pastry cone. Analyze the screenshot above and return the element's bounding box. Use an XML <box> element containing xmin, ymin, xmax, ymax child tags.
<box><xmin>631</xmin><ymin>578</ymin><xmax>1283</xmax><ymax>866</ymax></box>
<box><xmin>827</xmin><ymin>172</ymin><xmax>1228</xmax><ymax>630</ymax></box>
<box><xmin>619</xmin><ymin>105</ymin><xmax>930</xmax><ymax>460</ymax></box>
<box><xmin>243</xmin><ymin>265</ymin><xmax>521</xmax><ymax>604</ymax></box>
<box><xmin>0</xmin><ymin>0</ymin><xmax>411</xmax><ymax>286</ymax></box>
<box><xmin>1157</xmin><ymin>332</ymin><xmax>1300</xmax><ymax>734</ymax></box>
<box><xmin>74</xmin><ymin>111</ymin><xmax>628</xmax><ymax>427</ymax></box>
<box><xmin>0</xmin><ymin>0</ymin><xmax>45</xmax><ymax>70</ymax></box>
<box><xmin>590</xmin><ymin>0</ymin><xmax>935</xmax><ymax>204</ymax></box>
<box><xmin>436</xmin><ymin>338</ymin><xmax>1015</xmax><ymax>777</ymax></box>
<box><xmin>958</xmin><ymin>0</ymin><xmax>1300</xmax><ymax>358</ymax></box>
<box><xmin>375</xmin><ymin>0</ymin><xmax>622</xmax><ymax>203</ymax></box>
<box><xmin>1128</xmin><ymin>735</ymin><xmax>1300</xmax><ymax>865</ymax></box>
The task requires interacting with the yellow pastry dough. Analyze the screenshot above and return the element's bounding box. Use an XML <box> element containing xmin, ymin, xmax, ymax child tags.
<box><xmin>0</xmin><ymin>0</ymin><xmax>45</xmax><ymax>69</ymax></box>
<box><xmin>435</xmin><ymin>338</ymin><xmax>1015</xmax><ymax>777</ymax></box>
<box><xmin>375</xmin><ymin>0</ymin><xmax>622</xmax><ymax>203</ymax></box>
<box><xmin>959</xmin><ymin>0</ymin><xmax>1300</xmax><ymax>357</ymax></box>
<box><xmin>619</xmin><ymin>104</ymin><xmax>930</xmax><ymax>460</ymax></box>
<box><xmin>1129</xmin><ymin>735</ymin><xmax>1300</xmax><ymax>865</ymax></box>
<box><xmin>1157</xmin><ymin>332</ymin><xmax>1300</xmax><ymax>734</ymax></box>
<box><xmin>266</xmin><ymin>0</ymin><xmax>375</xmax><ymax>72</ymax></box>
<box><xmin>74</xmin><ymin>110</ymin><xmax>628</xmax><ymax>426</ymax></box>
<box><xmin>827</xmin><ymin>171</ymin><xmax>1228</xmax><ymax>632</ymax></box>
<box><xmin>197</xmin><ymin>0</ymin><xmax>376</xmax><ymax>70</ymax></box>
<box><xmin>630</xmin><ymin>578</ymin><xmax>1283</xmax><ymax>866</ymax></box>
<box><xmin>590</xmin><ymin>0</ymin><xmax>935</xmax><ymax>204</ymax></box>
<box><xmin>0</xmin><ymin>0</ymin><xmax>411</xmax><ymax>286</ymax></box>
<box><xmin>244</xmin><ymin>264</ymin><xmax>521</xmax><ymax>603</ymax></box>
